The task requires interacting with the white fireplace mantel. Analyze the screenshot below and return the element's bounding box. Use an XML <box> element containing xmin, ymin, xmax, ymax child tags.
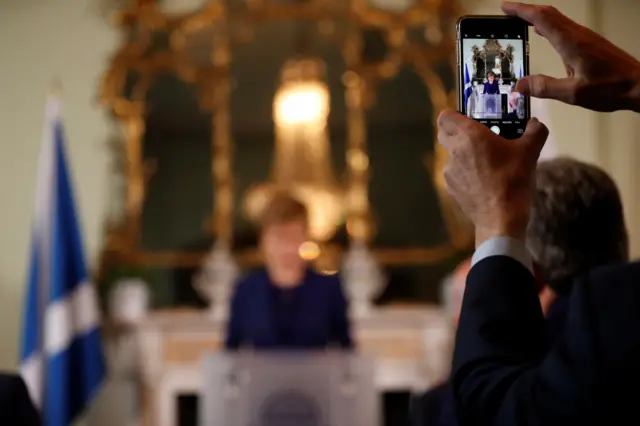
<box><xmin>107</xmin><ymin>305</ymin><xmax>452</xmax><ymax>426</ymax></box>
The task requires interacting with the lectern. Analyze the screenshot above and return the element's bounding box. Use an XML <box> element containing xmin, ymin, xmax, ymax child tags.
<box><xmin>476</xmin><ymin>93</ymin><xmax>503</xmax><ymax>119</ymax></box>
<box><xmin>200</xmin><ymin>352</ymin><xmax>379</xmax><ymax>426</ymax></box>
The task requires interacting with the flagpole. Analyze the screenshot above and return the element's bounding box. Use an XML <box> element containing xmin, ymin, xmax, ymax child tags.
<box><xmin>49</xmin><ymin>78</ymin><xmax>63</xmax><ymax>99</ymax></box>
<box><xmin>34</xmin><ymin>78</ymin><xmax>63</xmax><ymax>418</ymax></box>
<box><xmin>45</xmin><ymin>79</ymin><xmax>62</xmax><ymax>136</ymax></box>
<box><xmin>39</xmin><ymin>79</ymin><xmax>63</xmax><ymax>421</ymax></box>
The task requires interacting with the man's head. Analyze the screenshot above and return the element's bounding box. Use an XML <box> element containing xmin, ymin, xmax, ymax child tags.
<box><xmin>508</xmin><ymin>91</ymin><xmax>520</xmax><ymax>110</ymax></box>
<box><xmin>527</xmin><ymin>157</ymin><xmax>629</xmax><ymax>295</ymax></box>
<box><xmin>260</xmin><ymin>192</ymin><xmax>309</xmax><ymax>272</ymax></box>
<box><xmin>487</xmin><ymin>71</ymin><xmax>495</xmax><ymax>83</ymax></box>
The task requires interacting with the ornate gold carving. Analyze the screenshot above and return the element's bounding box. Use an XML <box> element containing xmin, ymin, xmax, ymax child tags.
<box><xmin>98</xmin><ymin>0</ymin><xmax>472</xmax><ymax>270</ymax></box>
<box><xmin>471</xmin><ymin>39</ymin><xmax>517</xmax><ymax>81</ymax></box>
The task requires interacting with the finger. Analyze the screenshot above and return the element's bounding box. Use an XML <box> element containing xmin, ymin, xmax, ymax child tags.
<box><xmin>501</xmin><ymin>3</ymin><xmax>568</xmax><ymax>48</ymax></box>
<box><xmin>516</xmin><ymin>75</ymin><xmax>577</xmax><ymax>104</ymax></box>
<box><xmin>443</xmin><ymin>165</ymin><xmax>458</xmax><ymax>197</ymax></box>
<box><xmin>437</xmin><ymin>130</ymin><xmax>452</xmax><ymax>151</ymax></box>
<box><xmin>437</xmin><ymin>109</ymin><xmax>467</xmax><ymax>136</ymax></box>
<box><xmin>501</xmin><ymin>2</ymin><xmax>541</xmax><ymax>24</ymax></box>
<box><xmin>520</xmin><ymin>117</ymin><xmax>549</xmax><ymax>159</ymax></box>
<box><xmin>438</xmin><ymin>130</ymin><xmax>466</xmax><ymax>158</ymax></box>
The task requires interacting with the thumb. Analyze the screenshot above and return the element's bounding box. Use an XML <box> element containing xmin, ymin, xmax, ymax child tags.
<box><xmin>516</xmin><ymin>75</ymin><xmax>577</xmax><ymax>104</ymax></box>
<box><xmin>520</xmin><ymin>117</ymin><xmax>549</xmax><ymax>160</ymax></box>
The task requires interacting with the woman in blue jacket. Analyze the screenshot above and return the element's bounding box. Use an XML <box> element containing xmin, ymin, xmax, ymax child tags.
<box><xmin>225</xmin><ymin>192</ymin><xmax>353</xmax><ymax>350</ymax></box>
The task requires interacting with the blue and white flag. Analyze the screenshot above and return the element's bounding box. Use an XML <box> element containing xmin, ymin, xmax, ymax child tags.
<box><xmin>463</xmin><ymin>63</ymin><xmax>473</xmax><ymax>109</ymax></box>
<box><xmin>20</xmin><ymin>98</ymin><xmax>105</xmax><ymax>426</ymax></box>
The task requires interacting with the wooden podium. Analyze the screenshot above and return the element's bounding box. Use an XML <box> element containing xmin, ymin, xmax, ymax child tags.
<box><xmin>107</xmin><ymin>306</ymin><xmax>451</xmax><ymax>426</ymax></box>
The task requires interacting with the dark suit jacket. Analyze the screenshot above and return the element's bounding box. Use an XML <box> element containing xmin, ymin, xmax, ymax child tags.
<box><xmin>225</xmin><ymin>268</ymin><xmax>353</xmax><ymax>350</ymax></box>
<box><xmin>0</xmin><ymin>373</ymin><xmax>40</xmax><ymax>426</ymax></box>
<box><xmin>453</xmin><ymin>256</ymin><xmax>640</xmax><ymax>426</ymax></box>
<box><xmin>545</xmin><ymin>294</ymin><xmax>569</xmax><ymax>343</ymax></box>
<box><xmin>411</xmin><ymin>382</ymin><xmax>456</xmax><ymax>426</ymax></box>
<box><xmin>412</xmin><ymin>297</ymin><xmax>570</xmax><ymax>426</ymax></box>
<box><xmin>483</xmin><ymin>81</ymin><xmax>500</xmax><ymax>95</ymax></box>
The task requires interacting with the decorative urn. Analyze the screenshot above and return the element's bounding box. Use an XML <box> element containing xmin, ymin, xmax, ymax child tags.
<box><xmin>193</xmin><ymin>240</ymin><xmax>240</xmax><ymax>320</ymax></box>
<box><xmin>341</xmin><ymin>241</ymin><xmax>386</xmax><ymax>317</ymax></box>
<box><xmin>108</xmin><ymin>277</ymin><xmax>150</xmax><ymax>325</ymax></box>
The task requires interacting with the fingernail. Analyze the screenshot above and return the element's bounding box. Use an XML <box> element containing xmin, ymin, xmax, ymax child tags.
<box><xmin>516</xmin><ymin>78</ymin><xmax>529</xmax><ymax>94</ymax></box>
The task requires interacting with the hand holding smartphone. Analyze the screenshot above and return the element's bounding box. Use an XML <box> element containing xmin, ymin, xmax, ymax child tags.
<box><xmin>456</xmin><ymin>16</ymin><xmax>531</xmax><ymax>140</ymax></box>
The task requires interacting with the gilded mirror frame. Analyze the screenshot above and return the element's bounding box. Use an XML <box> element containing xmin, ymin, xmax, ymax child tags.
<box><xmin>98</xmin><ymin>0</ymin><xmax>473</xmax><ymax>270</ymax></box>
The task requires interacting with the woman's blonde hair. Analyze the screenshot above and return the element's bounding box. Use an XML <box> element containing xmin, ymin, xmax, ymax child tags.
<box><xmin>260</xmin><ymin>192</ymin><xmax>308</xmax><ymax>230</ymax></box>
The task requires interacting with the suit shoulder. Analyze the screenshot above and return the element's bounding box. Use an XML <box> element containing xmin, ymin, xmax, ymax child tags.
<box><xmin>423</xmin><ymin>381</ymin><xmax>448</xmax><ymax>398</ymax></box>
<box><xmin>0</xmin><ymin>372</ymin><xmax>28</xmax><ymax>395</ymax></box>
<box><xmin>589</xmin><ymin>260</ymin><xmax>640</xmax><ymax>283</ymax></box>
<box><xmin>584</xmin><ymin>261</ymin><xmax>640</xmax><ymax>302</ymax></box>
<box><xmin>0</xmin><ymin>372</ymin><xmax>22</xmax><ymax>386</ymax></box>
<box><xmin>0</xmin><ymin>373</ymin><xmax>40</xmax><ymax>425</ymax></box>
<box><xmin>468</xmin><ymin>255</ymin><xmax>532</xmax><ymax>280</ymax></box>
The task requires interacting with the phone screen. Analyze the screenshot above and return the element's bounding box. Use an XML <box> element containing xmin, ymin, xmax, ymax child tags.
<box><xmin>457</xmin><ymin>17</ymin><xmax>530</xmax><ymax>140</ymax></box>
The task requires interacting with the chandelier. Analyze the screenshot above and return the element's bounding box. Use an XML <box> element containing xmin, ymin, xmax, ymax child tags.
<box><xmin>244</xmin><ymin>57</ymin><xmax>344</xmax><ymax>242</ymax></box>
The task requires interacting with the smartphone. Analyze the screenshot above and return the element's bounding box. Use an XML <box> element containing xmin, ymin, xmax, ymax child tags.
<box><xmin>456</xmin><ymin>16</ymin><xmax>530</xmax><ymax>139</ymax></box>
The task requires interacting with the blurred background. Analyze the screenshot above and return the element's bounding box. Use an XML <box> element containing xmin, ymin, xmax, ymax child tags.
<box><xmin>1</xmin><ymin>0</ymin><xmax>639</xmax><ymax>425</ymax></box>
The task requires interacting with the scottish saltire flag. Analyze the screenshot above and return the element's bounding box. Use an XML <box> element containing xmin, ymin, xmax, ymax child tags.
<box><xmin>463</xmin><ymin>63</ymin><xmax>473</xmax><ymax>109</ymax></box>
<box><xmin>20</xmin><ymin>98</ymin><xmax>105</xmax><ymax>426</ymax></box>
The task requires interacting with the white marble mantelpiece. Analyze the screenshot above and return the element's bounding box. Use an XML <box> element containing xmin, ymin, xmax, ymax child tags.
<box><xmin>110</xmin><ymin>305</ymin><xmax>453</xmax><ymax>426</ymax></box>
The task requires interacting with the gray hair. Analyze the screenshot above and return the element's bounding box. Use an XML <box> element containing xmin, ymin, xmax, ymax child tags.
<box><xmin>527</xmin><ymin>157</ymin><xmax>629</xmax><ymax>294</ymax></box>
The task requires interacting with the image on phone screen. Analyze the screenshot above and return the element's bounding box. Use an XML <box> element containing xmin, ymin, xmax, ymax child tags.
<box><xmin>458</xmin><ymin>18</ymin><xmax>530</xmax><ymax>139</ymax></box>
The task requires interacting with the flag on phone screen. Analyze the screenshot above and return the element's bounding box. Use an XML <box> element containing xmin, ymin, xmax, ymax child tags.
<box><xmin>464</xmin><ymin>64</ymin><xmax>472</xmax><ymax>109</ymax></box>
